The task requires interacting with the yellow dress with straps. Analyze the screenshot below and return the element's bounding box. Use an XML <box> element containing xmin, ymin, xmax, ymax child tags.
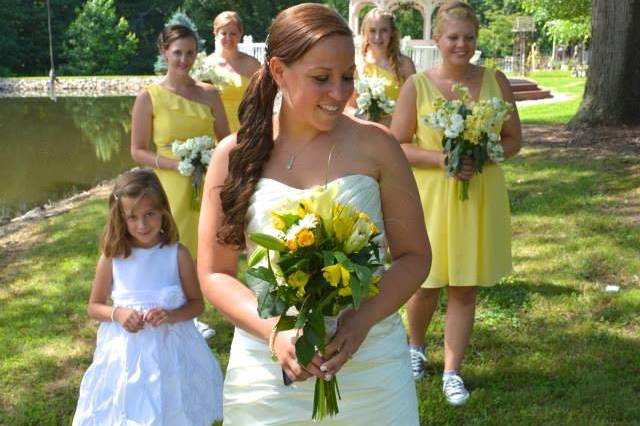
<box><xmin>218</xmin><ymin>73</ymin><xmax>250</xmax><ymax>133</ymax></box>
<box><xmin>360</xmin><ymin>62</ymin><xmax>401</xmax><ymax>101</ymax></box>
<box><xmin>146</xmin><ymin>84</ymin><xmax>216</xmax><ymax>257</ymax></box>
<box><xmin>412</xmin><ymin>68</ymin><xmax>512</xmax><ymax>287</ymax></box>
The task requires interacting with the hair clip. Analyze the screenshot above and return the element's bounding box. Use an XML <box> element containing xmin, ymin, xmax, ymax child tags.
<box><xmin>113</xmin><ymin>193</ymin><xmax>119</xmax><ymax>201</ymax></box>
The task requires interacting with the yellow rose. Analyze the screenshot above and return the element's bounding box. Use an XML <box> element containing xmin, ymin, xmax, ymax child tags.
<box><xmin>338</xmin><ymin>286</ymin><xmax>352</xmax><ymax>297</ymax></box>
<box><xmin>296</xmin><ymin>229</ymin><xmax>315</xmax><ymax>247</ymax></box>
<box><xmin>369</xmin><ymin>222</ymin><xmax>377</xmax><ymax>234</ymax></box>
<box><xmin>322</xmin><ymin>264</ymin><xmax>342</xmax><ymax>287</ymax></box>
<box><xmin>340</xmin><ymin>265</ymin><xmax>350</xmax><ymax>287</ymax></box>
<box><xmin>272</xmin><ymin>214</ymin><xmax>286</xmax><ymax>230</ymax></box>
<box><xmin>287</xmin><ymin>271</ymin><xmax>309</xmax><ymax>298</ymax></box>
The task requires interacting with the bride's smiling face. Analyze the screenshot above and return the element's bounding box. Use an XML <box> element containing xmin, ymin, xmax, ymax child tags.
<box><xmin>271</xmin><ymin>34</ymin><xmax>355</xmax><ymax>131</ymax></box>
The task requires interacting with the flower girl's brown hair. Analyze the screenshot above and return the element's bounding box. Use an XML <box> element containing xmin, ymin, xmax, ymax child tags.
<box><xmin>101</xmin><ymin>169</ymin><xmax>178</xmax><ymax>258</ymax></box>
<box><xmin>217</xmin><ymin>3</ymin><xmax>352</xmax><ymax>248</ymax></box>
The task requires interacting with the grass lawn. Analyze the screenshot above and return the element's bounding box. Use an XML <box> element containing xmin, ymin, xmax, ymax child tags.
<box><xmin>515</xmin><ymin>70</ymin><xmax>586</xmax><ymax>125</ymax></box>
<box><xmin>2</xmin><ymin>71</ymin><xmax>639</xmax><ymax>424</ymax></box>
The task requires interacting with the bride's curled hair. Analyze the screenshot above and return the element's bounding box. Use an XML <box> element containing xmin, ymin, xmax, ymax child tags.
<box><xmin>217</xmin><ymin>3</ymin><xmax>352</xmax><ymax>248</ymax></box>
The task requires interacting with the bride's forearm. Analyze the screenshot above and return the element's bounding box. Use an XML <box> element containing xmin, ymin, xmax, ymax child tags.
<box><xmin>200</xmin><ymin>272</ymin><xmax>276</xmax><ymax>341</ymax></box>
<box><xmin>359</xmin><ymin>251</ymin><xmax>430</xmax><ymax>326</ymax></box>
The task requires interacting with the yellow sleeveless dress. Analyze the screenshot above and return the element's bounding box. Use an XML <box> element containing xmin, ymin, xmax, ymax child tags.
<box><xmin>147</xmin><ymin>84</ymin><xmax>216</xmax><ymax>257</ymax></box>
<box><xmin>412</xmin><ymin>68</ymin><xmax>512</xmax><ymax>287</ymax></box>
<box><xmin>360</xmin><ymin>62</ymin><xmax>401</xmax><ymax>101</ymax></box>
<box><xmin>218</xmin><ymin>73</ymin><xmax>250</xmax><ymax>133</ymax></box>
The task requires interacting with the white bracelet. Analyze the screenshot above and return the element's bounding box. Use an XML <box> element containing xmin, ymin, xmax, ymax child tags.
<box><xmin>110</xmin><ymin>306</ymin><xmax>118</xmax><ymax>322</ymax></box>
<box><xmin>154</xmin><ymin>153</ymin><xmax>160</xmax><ymax>169</ymax></box>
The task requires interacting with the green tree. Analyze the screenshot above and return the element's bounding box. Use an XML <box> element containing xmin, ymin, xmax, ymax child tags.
<box><xmin>477</xmin><ymin>12</ymin><xmax>515</xmax><ymax>58</ymax></box>
<box><xmin>61</xmin><ymin>0</ymin><xmax>138</xmax><ymax>75</ymax></box>
<box><xmin>0</xmin><ymin>0</ymin><xmax>83</xmax><ymax>76</ymax></box>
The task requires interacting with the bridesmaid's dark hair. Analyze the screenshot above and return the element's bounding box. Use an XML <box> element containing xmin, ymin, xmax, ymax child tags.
<box><xmin>217</xmin><ymin>3</ymin><xmax>353</xmax><ymax>248</ymax></box>
<box><xmin>157</xmin><ymin>24</ymin><xmax>198</xmax><ymax>51</ymax></box>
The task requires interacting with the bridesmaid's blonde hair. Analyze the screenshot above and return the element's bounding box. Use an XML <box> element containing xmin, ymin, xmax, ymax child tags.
<box><xmin>101</xmin><ymin>169</ymin><xmax>178</xmax><ymax>258</ymax></box>
<box><xmin>433</xmin><ymin>1</ymin><xmax>479</xmax><ymax>38</ymax></box>
<box><xmin>359</xmin><ymin>8</ymin><xmax>403</xmax><ymax>82</ymax></box>
<box><xmin>213</xmin><ymin>11</ymin><xmax>243</xmax><ymax>35</ymax></box>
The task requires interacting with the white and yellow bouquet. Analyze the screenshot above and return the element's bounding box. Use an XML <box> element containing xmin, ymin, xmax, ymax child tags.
<box><xmin>171</xmin><ymin>135</ymin><xmax>214</xmax><ymax>210</ymax></box>
<box><xmin>190</xmin><ymin>51</ymin><xmax>238</xmax><ymax>88</ymax></box>
<box><xmin>424</xmin><ymin>83</ymin><xmax>513</xmax><ymax>201</ymax></box>
<box><xmin>354</xmin><ymin>75</ymin><xmax>395</xmax><ymax>123</ymax></box>
<box><xmin>246</xmin><ymin>184</ymin><xmax>382</xmax><ymax>420</ymax></box>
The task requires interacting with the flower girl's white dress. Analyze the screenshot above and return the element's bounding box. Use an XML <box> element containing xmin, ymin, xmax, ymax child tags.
<box><xmin>223</xmin><ymin>175</ymin><xmax>419</xmax><ymax>425</ymax></box>
<box><xmin>73</xmin><ymin>243</ymin><xmax>223</xmax><ymax>425</ymax></box>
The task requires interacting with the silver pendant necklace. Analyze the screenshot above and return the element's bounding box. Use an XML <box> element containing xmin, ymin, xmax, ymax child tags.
<box><xmin>285</xmin><ymin>138</ymin><xmax>315</xmax><ymax>171</ymax></box>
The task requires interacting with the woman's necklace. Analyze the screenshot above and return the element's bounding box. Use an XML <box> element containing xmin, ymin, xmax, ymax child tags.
<box><xmin>286</xmin><ymin>138</ymin><xmax>315</xmax><ymax>170</ymax></box>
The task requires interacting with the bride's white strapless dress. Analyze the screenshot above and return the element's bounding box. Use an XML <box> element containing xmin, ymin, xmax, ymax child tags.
<box><xmin>223</xmin><ymin>174</ymin><xmax>419</xmax><ymax>425</ymax></box>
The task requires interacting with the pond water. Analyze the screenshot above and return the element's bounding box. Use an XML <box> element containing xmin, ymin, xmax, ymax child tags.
<box><xmin>0</xmin><ymin>97</ymin><xmax>135</xmax><ymax>220</ymax></box>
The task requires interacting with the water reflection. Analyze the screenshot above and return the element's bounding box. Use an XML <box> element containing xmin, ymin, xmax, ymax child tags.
<box><xmin>0</xmin><ymin>97</ymin><xmax>135</xmax><ymax>219</ymax></box>
<box><xmin>64</xmin><ymin>98</ymin><xmax>132</xmax><ymax>162</ymax></box>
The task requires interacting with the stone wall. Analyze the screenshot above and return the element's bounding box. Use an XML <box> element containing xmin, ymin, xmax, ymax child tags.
<box><xmin>0</xmin><ymin>76</ymin><xmax>161</xmax><ymax>98</ymax></box>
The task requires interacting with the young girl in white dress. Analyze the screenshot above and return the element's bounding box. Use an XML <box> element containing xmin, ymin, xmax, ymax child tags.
<box><xmin>73</xmin><ymin>169</ymin><xmax>223</xmax><ymax>425</ymax></box>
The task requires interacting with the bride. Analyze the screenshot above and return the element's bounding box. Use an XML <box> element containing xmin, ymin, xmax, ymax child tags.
<box><xmin>197</xmin><ymin>4</ymin><xmax>431</xmax><ymax>424</ymax></box>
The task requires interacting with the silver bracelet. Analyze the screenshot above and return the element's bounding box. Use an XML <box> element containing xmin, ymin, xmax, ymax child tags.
<box><xmin>154</xmin><ymin>153</ymin><xmax>160</xmax><ymax>169</ymax></box>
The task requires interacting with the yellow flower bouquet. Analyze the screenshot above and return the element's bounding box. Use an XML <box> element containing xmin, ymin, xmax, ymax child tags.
<box><xmin>246</xmin><ymin>184</ymin><xmax>382</xmax><ymax>420</ymax></box>
<box><xmin>423</xmin><ymin>83</ymin><xmax>513</xmax><ymax>201</ymax></box>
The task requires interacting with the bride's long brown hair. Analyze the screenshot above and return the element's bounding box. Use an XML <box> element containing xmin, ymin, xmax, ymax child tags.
<box><xmin>217</xmin><ymin>3</ymin><xmax>352</xmax><ymax>248</ymax></box>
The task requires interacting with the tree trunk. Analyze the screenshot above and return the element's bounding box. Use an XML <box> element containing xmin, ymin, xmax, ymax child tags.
<box><xmin>569</xmin><ymin>0</ymin><xmax>640</xmax><ymax>127</ymax></box>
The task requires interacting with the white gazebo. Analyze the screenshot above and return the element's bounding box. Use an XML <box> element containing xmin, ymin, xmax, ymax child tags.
<box><xmin>347</xmin><ymin>0</ymin><xmax>480</xmax><ymax>70</ymax></box>
<box><xmin>348</xmin><ymin>0</ymin><xmax>445</xmax><ymax>41</ymax></box>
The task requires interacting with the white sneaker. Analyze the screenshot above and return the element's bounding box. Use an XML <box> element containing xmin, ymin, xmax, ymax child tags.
<box><xmin>194</xmin><ymin>319</ymin><xmax>216</xmax><ymax>340</ymax></box>
<box><xmin>409</xmin><ymin>347</ymin><xmax>427</xmax><ymax>380</ymax></box>
<box><xmin>442</xmin><ymin>374</ymin><xmax>470</xmax><ymax>406</ymax></box>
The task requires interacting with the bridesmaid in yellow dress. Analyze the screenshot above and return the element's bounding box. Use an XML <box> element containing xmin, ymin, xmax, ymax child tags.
<box><xmin>349</xmin><ymin>7</ymin><xmax>416</xmax><ymax>127</ymax></box>
<box><xmin>391</xmin><ymin>1</ymin><xmax>522</xmax><ymax>406</ymax></box>
<box><xmin>204</xmin><ymin>11</ymin><xmax>260</xmax><ymax>133</ymax></box>
<box><xmin>131</xmin><ymin>24</ymin><xmax>230</xmax><ymax>257</ymax></box>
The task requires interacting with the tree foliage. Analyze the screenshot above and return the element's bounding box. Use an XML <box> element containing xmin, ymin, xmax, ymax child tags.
<box><xmin>61</xmin><ymin>0</ymin><xmax>138</xmax><ymax>75</ymax></box>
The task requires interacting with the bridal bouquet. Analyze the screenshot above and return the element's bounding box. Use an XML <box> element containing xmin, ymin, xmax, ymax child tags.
<box><xmin>424</xmin><ymin>83</ymin><xmax>513</xmax><ymax>201</ymax></box>
<box><xmin>246</xmin><ymin>184</ymin><xmax>382</xmax><ymax>420</ymax></box>
<box><xmin>171</xmin><ymin>135</ymin><xmax>214</xmax><ymax>210</ymax></box>
<box><xmin>190</xmin><ymin>52</ymin><xmax>237</xmax><ymax>88</ymax></box>
<box><xmin>354</xmin><ymin>75</ymin><xmax>395</xmax><ymax>122</ymax></box>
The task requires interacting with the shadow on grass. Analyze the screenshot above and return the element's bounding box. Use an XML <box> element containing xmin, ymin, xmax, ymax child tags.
<box><xmin>419</xmin><ymin>318</ymin><xmax>640</xmax><ymax>426</ymax></box>
<box><xmin>507</xmin><ymin>151</ymin><xmax>640</xmax><ymax>219</ymax></box>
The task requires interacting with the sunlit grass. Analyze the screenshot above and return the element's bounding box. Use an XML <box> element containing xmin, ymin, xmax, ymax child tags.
<box><xmin>515</xmin><ymin>70</ymin><xmax>586</xmax><ymax>125</ymax></box>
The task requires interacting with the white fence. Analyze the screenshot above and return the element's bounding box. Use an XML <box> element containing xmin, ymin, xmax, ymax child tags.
<box><xmin>238</xmin><ymin>39</ymin><xmax>479</xmax><ymax>72</ymax></box>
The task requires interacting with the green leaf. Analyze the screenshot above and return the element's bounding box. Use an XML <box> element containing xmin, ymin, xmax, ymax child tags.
<box><xmin>249</xmin><ymin>233</ymin><xmax>287</xmax><ymax>251</ymax></box>
<box><xmin>246</xmin><ymin>267</ymin><xmax>285</xmax><ymax>318</ymax></box>
<box><xmin>354</xmin><ymin>264</ymin><xmax>372</xmax><ymax>299</ymax></box>
<box><xmin>295</xmin><ymin>333</ymin><xmax>316</xmax><ymax>366</ymax></box>
<box><xmin>276</xmin><ymin>315</ymin><xmax>297</xmax><ymax>331</ymax></box>
<box><xmin>246</xmin><ymin>266</ymin><xmax>277</xmax><ymax>287</ymax></box>
<box><xmin>304</xmin><ymin>323</ymin><xmax>323</xmax><ymax>349</ymax></box>
<box><xmin>247</xmin><ymin>246</ymin><xmax>267</xmax><ymax>268</ymax></box>
<box><xmin>350</xmin><ymin>275</ymin><xmax>362</xmax><ymax>308</ymax></box>
<box><xmin>322</xmin><ymin>250</ymin><xmax>335</xmax><ymax>266</ymax></box>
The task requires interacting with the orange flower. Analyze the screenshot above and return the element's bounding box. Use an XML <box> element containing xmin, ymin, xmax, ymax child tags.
<box><xmin>296</xmin><ymin>229</ymin><xmax>315</xmax><ymax>248</ymax></box>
